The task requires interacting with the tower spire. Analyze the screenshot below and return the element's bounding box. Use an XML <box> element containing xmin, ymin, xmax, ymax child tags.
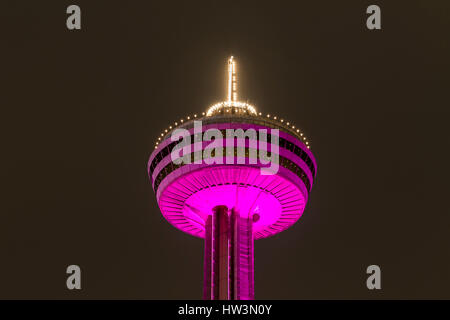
<box><xmin>227</xmin><ymin>56</ymin><xmax>237</xmax><ymax>102</ymax></box>
<box><xmin>206</xmin><ymin>56</ymin><xmax>257</xmax><ymax>116</ymax></box>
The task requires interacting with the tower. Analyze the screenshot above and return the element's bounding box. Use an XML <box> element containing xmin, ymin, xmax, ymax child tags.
<box><xmin>148</xmin><ymin>56</ymin><xmax>317</xmax><ymax>299</ymax></box>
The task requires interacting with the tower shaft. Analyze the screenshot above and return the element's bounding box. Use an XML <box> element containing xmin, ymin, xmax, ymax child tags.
<box><xmin>230</xmin><ymin>208</ymin><xmax>254</xmax><ymax>300</ymax></box>
<box><xmin>203</xmin><ymin>206</ymin><xmax>254</xmax><ymax>300</ymax></box>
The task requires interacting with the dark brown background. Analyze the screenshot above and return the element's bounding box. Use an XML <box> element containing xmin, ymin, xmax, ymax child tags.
<box><xmin>1</xmin><ymin>1</ymin><xmax>449</xmax><ymax>299</ymax></box>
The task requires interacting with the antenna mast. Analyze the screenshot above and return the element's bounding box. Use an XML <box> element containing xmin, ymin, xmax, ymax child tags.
<box><xmin>227</xmin><ymin>56</ymin><xmax>237</xmax><ymax>102</ymax></box>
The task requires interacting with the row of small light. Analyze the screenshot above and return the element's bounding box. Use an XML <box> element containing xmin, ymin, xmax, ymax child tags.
<box><xmin>154</xmin><ymin>112</ymin><xmax>205</xmax><ymax>149</ymax></box>
<box><xmin>258</xmin><ymin>112</ymin><xmax>310</xmax><ymax>149</ymax></box>
<box><xmin>206</xmin><ymin>101</ymin><xmax>257</xmax><ymax>116</ymax></box>
<box><xmin>154</xmin><ymin>111</ymin><xmax>310</xmax><ymax>150</ymax></box>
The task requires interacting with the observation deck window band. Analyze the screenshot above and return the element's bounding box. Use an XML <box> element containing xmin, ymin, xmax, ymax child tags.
<box><xmin>153</xmin><ymin>161</ymin><xmax>310</xmax><ymax>196</ymax></box>
<box><xmin>155</xmin><ymin>117</ymin><xmax>314</xmax><ymax>166</ymax></box>
<box><xmin>150</xmin><ymin>138</ymin><xmax>315</xmax><ymax>181</ymax></box>
<box><xmin>152</xmin><ymin>146</ymin><xmax>312</xmax><ymax>194</ymax></box>
<box><xmin>149</xmin><ymin>131</ymin><xmax>316</xmax><ymax>178</ymax></box>
<box><xmin>152</xmin><ymin>147</ymin><xmax>313</xmax><ymax>188</ymax></box>
<box><xmin>157</xmin><ymin>115</ymin><xmax>308</xmax><ymax>146</ymax></box>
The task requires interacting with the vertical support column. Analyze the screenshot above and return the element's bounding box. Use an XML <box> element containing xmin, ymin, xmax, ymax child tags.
<box><xmin>239</xmin><ymin>213</ymin><xmax>254</xmax><ymax>300</ymax></box>
<box><xmin>214</xmin><ymin>205</ymin><xmax>229</xmax><ymax>300</ymax></box>
<box><xmin>203</xmin><ymin>206</ymin><xmax>254</xmax><ymax>300</ymax></box>
<box><xmin>230</xmin><ymin>208</ymin><xmax>254</xmax><ymax>300</ymax></box>
<box><xmin>229</xmin><ymin>209</ymin><xmax>237</xmax><ymax>299</ymax></box>
<box><xmin>203</xmin><ymin>205</ymin><xmax>229</xmax><ymax>300</ymax></box>
<box><xmin>203</xmin><ymin>215</ymin><xmax>212</xmax><ymax>300</ymax></box>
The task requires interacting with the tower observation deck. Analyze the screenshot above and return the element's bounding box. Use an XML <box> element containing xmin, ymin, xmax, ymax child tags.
<box><xmin>148</xmin><ymin>57</ymin><xmax>317</xmax><ymax>299</ymax></box>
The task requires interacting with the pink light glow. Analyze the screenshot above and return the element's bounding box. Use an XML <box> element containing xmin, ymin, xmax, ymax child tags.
<box><xmin>185</xmin><ymin>185</ymin><xmax>281</xmax><ymax>231</ymax></box>
<box><xmin>158</xmin><ymin>165</ymin><xmax>306</xmax><ymax>239</ymax></box>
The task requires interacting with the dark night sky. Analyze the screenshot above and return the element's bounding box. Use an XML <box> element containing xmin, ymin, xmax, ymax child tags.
<box><xmin>1</xmin><ymin>1</ymin><xmax>449</xmax><ymax>299</ymax></box>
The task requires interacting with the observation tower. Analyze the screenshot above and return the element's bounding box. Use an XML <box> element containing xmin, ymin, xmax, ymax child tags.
<box><xmin>148</xmin><ymin>57</ymin><xmax>317</xmax><ymax>299</ymax></box>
